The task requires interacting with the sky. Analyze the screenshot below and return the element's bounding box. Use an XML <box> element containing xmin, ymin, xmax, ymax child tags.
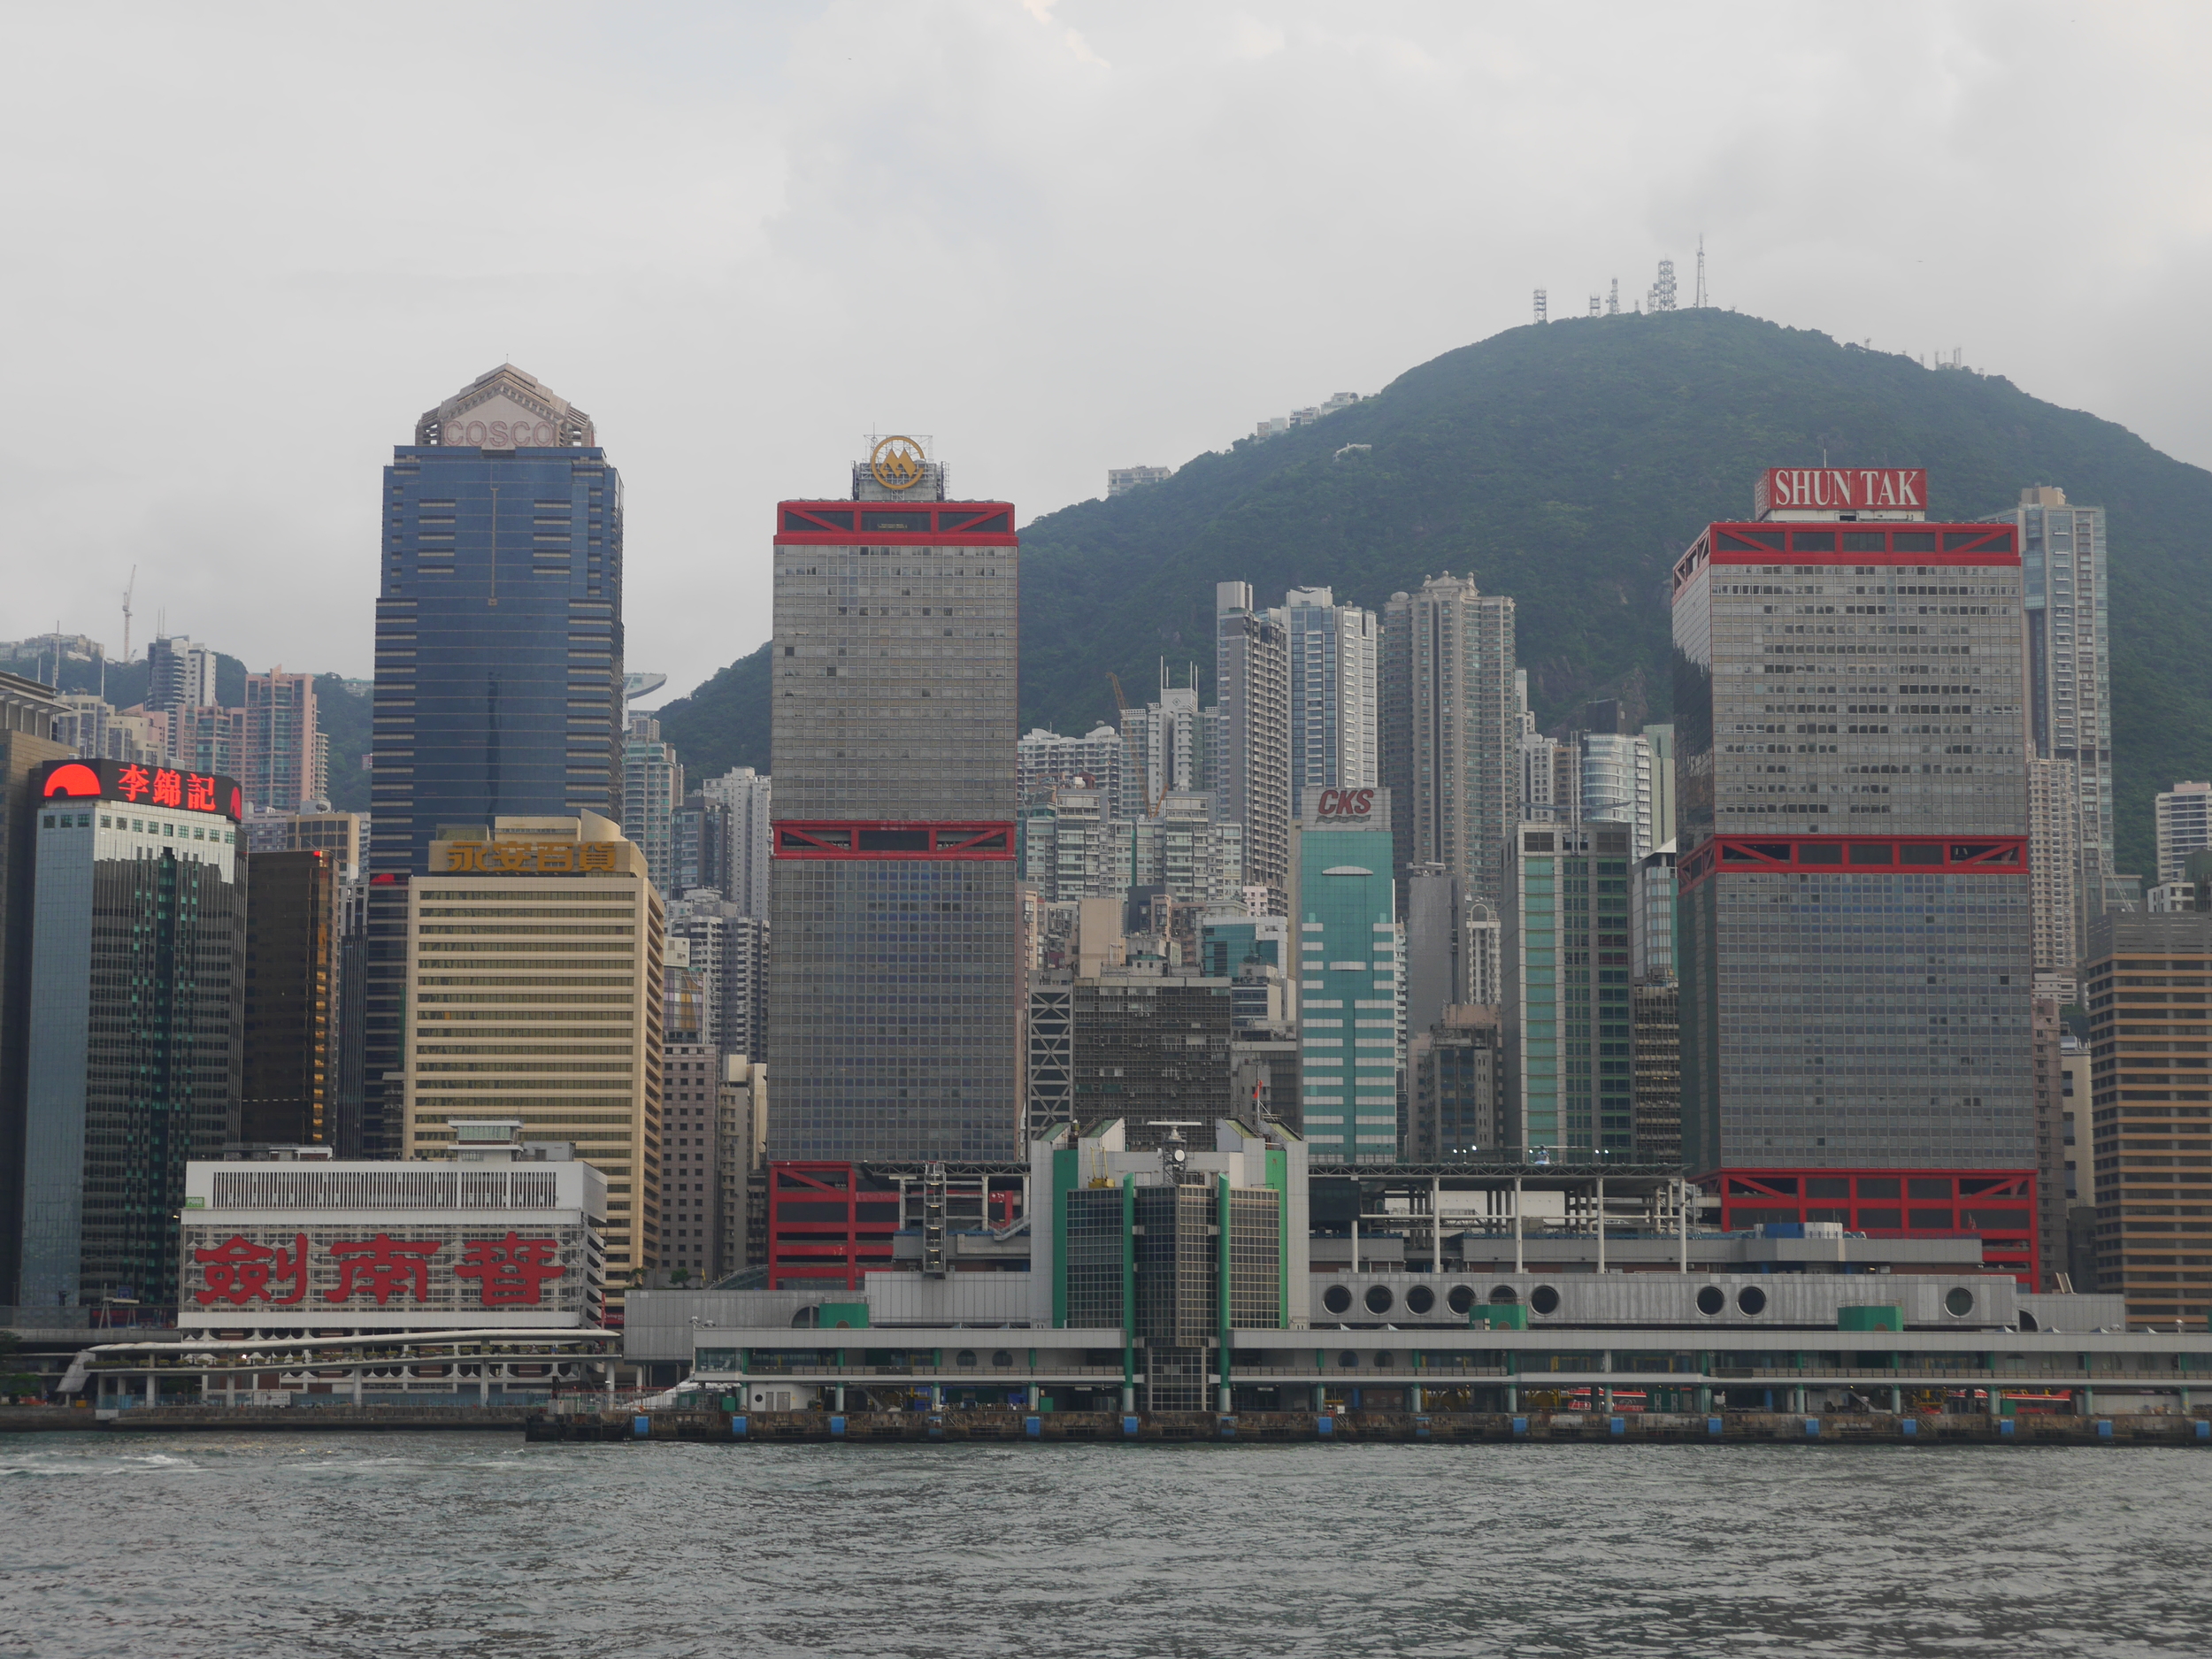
<box><xmin>3</xmin><ymin>1</ymin><xmax>2209</xmax><ymax>703</ymax></box>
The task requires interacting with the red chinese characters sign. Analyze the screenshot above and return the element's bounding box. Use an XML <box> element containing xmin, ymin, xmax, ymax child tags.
<box><xmin>40</xmin><ymin>757</ymin><xmax>241</xmax><ymax>820</ymax></box>
<box><xmin>190</xmin><ymin>1231</ymin><xmax>570</xmax><ymax>1310</ymax></box>
<box><xmin>1754</xmin><ymin>467</ymin><xmax>1927</xmax><ymax>516</ymax></box>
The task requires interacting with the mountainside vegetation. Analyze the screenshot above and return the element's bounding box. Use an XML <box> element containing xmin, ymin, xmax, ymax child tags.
<box><xmin>670</xmin><ymin>308</ymin><xmax>2212</xmax><ymax>879</ymax></box>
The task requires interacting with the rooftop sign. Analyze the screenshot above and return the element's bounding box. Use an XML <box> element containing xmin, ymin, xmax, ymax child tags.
<box><xmin>40</xmin><ymin>757</ymin><xmax>241</xmax><ymax>820</ymax></box>
<box><xmin>1755</xmin><ymin>467</ymin><xmax>1926</xmax><ymax>518</ymax></box>
<box><xmin>1300</xmin><ymin>786</ymin><xmax>1391</xmax><ymax>833</ymax></box>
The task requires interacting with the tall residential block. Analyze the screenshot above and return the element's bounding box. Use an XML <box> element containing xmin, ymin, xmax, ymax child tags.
<box><xmin>2083</xmin><ymin>913</ymin><xmax>2212</xmax><ymax>1325</ymax></box>
<box><xmin>403</xmin><ymin>813</ymin><xmax>664</xmax><ymax>1294</ymax></box>
<box><xmin>1215</xmin><ymin>584</ymin><xmax>1290</xmax><ymax>907</ymax></box>
<box><xmin>19</xmin><ymin>757</ymin><xmax>244</xmax><ymax>1313</ymax></box>
<box><xmin>621</xmin><ymin>714</ymin><xmax>683</xmax><ymax>895</ymax></box>
<box><xmin>699</xmin><ymin>766</ymin><xmax>772</xmax><ymax>918</ymax></box>
<box><xmin>767</xmin><ymin>443</ymin><xmax>1020</xmax><ymax>1160</ymax></box>
<box><xmin>365</xmin><ymin>365</ymin><xmax>620</xmax><ymax>1160</ymax></box>
<box><xmin>1380</xmin><ymin>575</ymin><xmax>1517</xmax><ymax>902</ymax></box>
<box><xmin>0</xmin><ymin>673</ymin><xmax>72</xmax><ymax>1303</ymax></box>
<box><xmin>663</xmin><ymin>1041</ymin><xmax>720</xmax><ymax>1281</ymax></box>
<box><xmin>144</xmin><ymin>637</ymin><xmax>219</xmax><ymax>714</ymax></box>
<box><xmin>1674</xmin><ymin>469</ymin><xmax>2035</xmax><ymax>1279</ymax></box>
<box><xmin>1504</xmin><ymin>821</ymin><xmax>1635</xmax><ymax>1156</ymax></box>
<box><xmin>1407</xmin><ymin>1005</ymin><xmax>1502</xmax><ymax>1161</ymax></box>
<box><xmin>2156</xmin><ymin>780</ymin><xmax>2212</xmax><ymax>887</ymax></box>
<box><xmin>1290</xmin><ymin>787</ymin><xmax>1401</xmax><ymax>1164</ymax></box>
<box><xmin>1018</xmin><ymin>724</ymin><xmax>1124</xmax><ymax>809</ymax></box>
<box><xmin>1117</xmin><ymin>670</ymin><xmax>1210</xmax><ymax>822</ymax></box>
<box><xmin>241</xmin><ymin>848</ymin><xmax>335</xmax><ymax>1145</ymax></box>
<box><xmin>2029</xmin><ymin>757</ymin><xmax>2083</xmax><ymax>979</ymax></box>
<box><xmin>1283</xmin><ymin>587</ymin><xmax>1379</xmax><ymax>796</ymax></box>
<box><xmin>242</xmin><ymin>668</ymin><xmax>325</xmax><ymax>813</ymax></box>
<box><xmin>1983</xmin><ymin>486</ymin><xmax>2113</xmax><ymax>918</ymax></box>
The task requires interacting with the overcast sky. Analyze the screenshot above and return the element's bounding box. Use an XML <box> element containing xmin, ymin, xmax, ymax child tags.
<box><xmin>4</xmin><ymin>1</ymin><xmax>2208</xmax><ymax>701</ymax></box>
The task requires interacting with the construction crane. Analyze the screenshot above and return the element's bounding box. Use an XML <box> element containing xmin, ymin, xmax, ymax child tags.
<box><xmin>1107</xmin><ymin>671</ymin><xmax>1129</xmax><ymax>712</ymax></box>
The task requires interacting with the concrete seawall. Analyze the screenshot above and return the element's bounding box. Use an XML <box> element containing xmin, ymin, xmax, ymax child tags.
<box><xmin>528</xmin><ymin>1407</ymin><xmax>2212</xmax><ymax>1448</ymax></box>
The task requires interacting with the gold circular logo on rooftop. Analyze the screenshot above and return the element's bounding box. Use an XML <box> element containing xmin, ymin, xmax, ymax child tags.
<box><xmin>870</xmin><ymin>435</ymin><xmax>926</xmax><ymax>491</ymax></box>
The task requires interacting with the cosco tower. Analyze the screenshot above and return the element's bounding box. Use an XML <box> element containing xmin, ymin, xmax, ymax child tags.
<box><xmin>767</xmin><ymin>441</ymin><xmax>1019</xmax><ymax>1160</ymax></box>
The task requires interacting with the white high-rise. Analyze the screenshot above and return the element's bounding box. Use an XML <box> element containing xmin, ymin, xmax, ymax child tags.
<box><xmin>700</xmin><ymin>766</ymin><xmax>772</xmax><ymax>919</ymax></box>
<box><xmin>1214</xmin><ymin>583</ymin><xmax>1291</xmax><ymax>907</ymax></box>
<box><xmin>2157</xmin><ymin>780</ymin><xmax>2212</xmax><ymax>886</ymax></box>
<box><xmin>1283</xmin><ymin>587</ymin><xmax>1378</xmax><ymax>795</ymax></box>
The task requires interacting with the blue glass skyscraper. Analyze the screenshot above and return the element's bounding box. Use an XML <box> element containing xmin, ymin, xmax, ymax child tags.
<box><xmin>360</xmin><ymin>366</ymin><xmax>623</xmax><ymax>1156</ymax></box>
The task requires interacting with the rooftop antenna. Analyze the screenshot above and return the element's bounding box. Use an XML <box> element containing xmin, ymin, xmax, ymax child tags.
<box><xmin>1588</xmin><ymin>294</ymin><xmax>1601</xmax><ymax>317</ymax></box>
<box><xmin>1694</xmin><ymin>234</ymin><xmax>1707</xmax><ymax>308</ymax></box>
<box><xmin>1607</xmin><ymin>278</ymin><xmax>1619</xmax><ymax>316</ymax></box>
<box><xmin>120</xmin><ymin>565</ymin><xmax>136</xmax><ymax>666</ymax></box>
<box><xmin>1533</xmin><ymin>288</ymin><xmax>1548</xmax><ymax>325</ymax></box>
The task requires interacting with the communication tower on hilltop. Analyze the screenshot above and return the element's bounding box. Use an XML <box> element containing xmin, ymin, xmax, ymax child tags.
<box><xmin>1533</xmin><ymin>288</ymin><xmax>1548</xmax><ymax>325</ymax></box>
<box><xmin>1694</xmin><ymin>234</ymin><xmax>1708</xmax><ymax>308</ymax></box>
<box><xmin>1607</xmin><ymin>278</ymin><xmax>1619</xmax><ymax>316</ymax></box>
<box><xmin>1588</xmin><ymin>294</ymin><xmax>1601</xmax><ymax>316</ymax></box>
<box><xmin>1649</xmin><ymin>260</ymin><xmax>1678</xmax><ymax>312</ymax></box>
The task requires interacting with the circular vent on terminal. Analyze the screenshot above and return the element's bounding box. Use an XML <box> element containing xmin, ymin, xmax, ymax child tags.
<box><xmin>1490</xmin><ymin>1285</ymin><xmax>1519</xmax><ymax>1304</ymax></box>
<box><xmin>1373</xmin><ymin>1352</ymin><xmax>1394</xmax><ymax>1371</ymax></box>
<box><xmin>1364</xmin><ymin>1285</ymin><xmax>1395</xmax><ymax>1315</ymax></box>
<box><xmin>1696</xmin><ymin>1285</ymin><xmax>1726</xmax><ymax>1317</ymax></box>
<box><xmin>956</xmin><ymin>1349</ymin><xmax>978</xmax><ymax>1368</ymax></box>
<box><xmin>1530</xmin><ymin>1285</ymin><xmax>1561</xmax><ymax>1316</ymax></box>
<box><xmin>992</xmin><ymin>1349</ymin><xmax>1013</xmax><ymax>1368</ymax></box>
<box><xmin>1737</xmin><ymin>1286</ymin><xmax>1768</xmax><ymax>1317</ymax></box>
<box><xmin>1323</xmin><ymin>1284</ymin><xmax>1354</xmax><ymax>1315</ymax></box>
<box><xmin>1406</xmin><ymin>1286</ymin><xmax>1436</xmax><ymax>1315</ymax></box>
<box><xmin>1945</xmin><ymin>1287</ymin><xmax>1975</xmax><ymax>1317</ymax></box>
<box><xmin>1340</xmin><ymin>1350</ymin><xmax>1361</xmax><ymax>1369</ymax></box>
<box><xmin>2018</xmin><ymin>1310</ymin><xmax>2039</xmax><ymax>1333</ymax></box>
<box><xmin>1448</xmin><ymin>1286</ymin><xmax>1477</xmax><ymax>1315</ymax></box>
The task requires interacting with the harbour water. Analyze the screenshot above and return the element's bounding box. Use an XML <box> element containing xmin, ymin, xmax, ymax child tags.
<box><xmin>4</xmin><ymin>1432</ymin><xmax>2210</xmax><ymax>1657</ymax></box>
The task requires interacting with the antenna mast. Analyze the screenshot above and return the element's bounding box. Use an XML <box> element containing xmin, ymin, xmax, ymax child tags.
<box><xmin>120</xmin><ymin>565</ymin><xmax>137</xmax><ymax>665</ymax></box>
<box><xmin>1694</xmin><ymin>234</ymin><xmax>1708</xmax><ymax>308</ymax></box>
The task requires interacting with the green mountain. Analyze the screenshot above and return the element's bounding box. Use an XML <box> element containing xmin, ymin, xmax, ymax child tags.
<box><xmin>661</xmin><ymin>309</ymin><xmax>2212</xmax><ymax>879</ymax></box>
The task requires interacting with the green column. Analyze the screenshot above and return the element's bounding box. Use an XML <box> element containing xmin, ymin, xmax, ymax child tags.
<box><xmin>1052</xmin><ymin>1145</ymin><xmax>1077</xmax><ymax>1328</ymax></box>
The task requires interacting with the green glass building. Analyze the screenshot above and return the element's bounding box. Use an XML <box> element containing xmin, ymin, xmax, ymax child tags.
<box><xmin>1289</xmin><ymin>788</ymin><xmax>1402</xmax><ymax>1164</ymax></box>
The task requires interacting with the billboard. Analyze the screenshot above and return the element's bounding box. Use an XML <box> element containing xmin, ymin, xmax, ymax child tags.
<box><xmin>1754</xmin><ymin>467</ymin><xmax>1927</xmax><ymax>517</ymax></box>
<box><xmin>1299</xmin><ymin>786</ymin><xmax>1391</xmax><ymax>833</ymax></box>
<box><xmin>39</xmin><ymin>757</ymin><xmax>241</xmax><ymax>820</ymax></box>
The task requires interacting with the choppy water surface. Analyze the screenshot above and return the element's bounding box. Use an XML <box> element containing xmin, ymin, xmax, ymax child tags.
<box><xmin>4</xmin><ymin>1432</ymin><xmax>2209</xmax><ymax>1657</ymax></box>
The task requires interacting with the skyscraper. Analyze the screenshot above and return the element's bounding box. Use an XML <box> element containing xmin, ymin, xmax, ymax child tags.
<box><xmin>363</xmin><ymin>366</ymin><xmax>620</xmax><ymax>1159</ymax></box>
<box><xmin>699</xmin><ymin>766</ymin><xmax>772</xmax><ymax>918</ymax></box>
<box><xmin>766</xmin><ymin>441</ymin><xmax>1020</xmax><ymax>1160</ymax></box>
<box><xmin>19</xmin><ymin>757</ymin><xmax>244</xmax><ymax>1312</ymax></box>
<box><xmin>1504</xmin><ymin>820</ymin><xmax>1635</xmax><ymax>1156</ymax></box>
<box><xmin>621</xmin><ymin>714</ymin><xmax>682</xmax><ymax>895</ymax></box>
<box><xmin>242</xmin><ymin>668</ymin><xmax>325</xmax><ymax>813</ymax></box>
<box><xmin>144</xmin><ymin>637</ymin><xmax>218</xmax><ymax>715</ymax></box>
<box><xmin>1283</xmin><ymin>587</ymin><xmax>1378</xmax><ymax>796</ymax></box>
<box><xmin>1290</xmin><ymin>786</ymin><xmax>1401</xmax><ymax>1164</ymax></box>
<box><xmin>1985</xmin><ymin>487</ymin><xmax>2113</xmax><ymax>918</ymax></box>
<box><xmin>2155</xmin><ymin>780</ymin><xmax>2212</xmax><ymax>887</ymax></box>
<box><xmin>0</xmin><ymin>672</ymin><xmax>72</xmax><ymax>1304</ymax></box>
<box><xmin>240</xmin><ymin>848</ymin><xmax>335</xmax><ymax>1146</ymax></box>
<box><xmin>1380</xmin><ymin>575</ymin><xmax>1517</xmax><ymax>902</ymax></box>
<box><xmin>1674</xmin><ymin>468</ymin><xmax>2035</xmax><ymax>1278</ymax></box>
<box><xmin>2029</xmin><ymin>757</ymin><xmax>2083</xmax><ymax>979</ymax></box>
<box><xmin>1117</xmin><ymin>668</ymin><xmax>1209</xmax><ymax>821</ymax></box>
<box><xmin>1214</xmin><ymin>584</ymin><xmax>1290</xmax><ymax>908</ymax></box>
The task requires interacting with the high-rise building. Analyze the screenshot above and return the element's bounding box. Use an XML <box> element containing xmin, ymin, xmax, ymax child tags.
<box><xmin>1283</xmin><ymin>587</ymin><xmax>1378</xmax><ymax>797</ymax></box>
<box><xmin>2029</xmin><ymin>757</ymin><xmax>2084</xmax><ymax>978</ymax></box>
<box><xmin>669</xmin><ymin>895</ymin><xmax>767</xmax><ymax>1062</ymax></box>
<box><xmin>1642</xmin><ymin>723</ymin><xmax>1677</xmax><ymax>850</ymax></box>
<box><xmin>55</xmin><ymin>695</ymin><xmax>166</xmax><ymax>768</ymax></box>
<box><xmin>144</xmin><ymin>637</ymin><xmax>219</xmax><ymax>715</ymax></box>
<box><xmin>1503</xmin><ymin>821</ymin><xmax>1636</xmax><ymax>1156</ymax></box>
<box><xmin>242</xmin><ymin>668</ymin><xmax>325</xmax><ymax>813</ymax></box>
<box><xmin>403</xmin><ymin>812</ymin><xmax>664</xmax><ymax>1298</ymax></box>
<box><xmin>1214</xmin><ymin>584</ymin><xmax>1290</xmax><ymax>908</ymax></box>
<box><xmin>19</xmin><ymin>757</ymin><xmax>244</xmax><ymax>1312</ymax></box>
<box><xmin>671</xmin><ymin>792</ymin><xmax>721</xmax><ymax>899</ymax></box>
<box><xmin>365</xmin><ymin>365</ymin><xmax>620</xmax><ymax>1160</ymax></box>
<box><xmin>699</xmin><ymin>766</ymin><xmax>772</xmax><ymax>919</ymax></box>
<box><xmin>0</xmin><ymin>673</ymin><xmax>72</xmax><ymax>1304</ymax></box>
<box><xmin>331</xmin><ymin>872</ymin><xmax>369</xmax><ymax>1157</ymax></box>
<box><xmin>2083</xmin><ymin>912</ymin><xmax>2212</xmax><ymax>1324</ymax></box>
<box><xmin>1402</xmin><ymin>863</ymin><xmax>1463</xmax><ymax>1038</ymax></box>
<box><xmin>1674</xmin><ymin>468</ymin><xmax>2035</xmax><ymax>1278</ymax></box>
<box><xmin>1290</xmin><ymin>787</ymin><xmax>1401</xmax><ymax>1163</ymax></box>
<box><xmin>1118</xmin><ymin>667</ymin><xmax>1211</xmax><ymax>821</ymax></box>
<box><xmin>172</xmin><ymin>703</ymin><xmax>245</xmax><ymax>779</ymax></box>
<box><xmin>621</xmin><ymin>715</ymin><xmax>683</xmax><ymax>895</ymax></box>
<box><xmin>1019</xmin><ymin>724</ymin><xmax>1124</xmax><ymax>807</ymax></box>
<box><xmin>2155</xmin><ymin>780</ymin><xmax>2212</xmax><ymax>887</ymax></box>
<box><xmin>716</xmin><ymin>1055</ymin><xmax>768</xmax><ymax>1276</ymax></box>
<box><xmin>1380</xmin><ymin>576</ymin><xmax>1517</xmax><ymax>902</ymax></box>
<box><xmin>287</xmin><ymin>810</ymin><xmax>365</xmax><ymax>880</ymax></box>
<box><xmin>766</xmin><ymin>442</ymin><xmax>1020</xmax><ymax>1160</ymax></box>
<box><xmin>1407</xmin><ymin>1004</ymin><xmax>1502</xmax><ymax>1160</ymax></box>
<box><xmin>1633</xmin><ymin>841</ymin><xmax>1678</xmax><ymax>984</ymax></box>
<box><xmin>1632</xmin><ymin>980</ymin><xmax>1682</xmax><ymax>1164</ymax></box>
<box><xmin>241</xmin><ymin>848</ymin><xmax>335</xmax><ymax>1146</ymax></box>
<box><xmin>1579</xmin><ymin>726</ymin><xmax>1654</xmax><ymax>862</ymax></box>
<box><xmin>1026</xmin><ymin>963</ymin><xmax>1235</xmax><ymax>1138</ymax></box>
<box><xmin>662</xmin><ymin>1041</ymin><xmax>720</xmax><ymax>1282</ymax></box>
<box><xmin>1984</xmin><ymin>487</ymin><xmax>2114</xmax><ymax>918</ymax></box>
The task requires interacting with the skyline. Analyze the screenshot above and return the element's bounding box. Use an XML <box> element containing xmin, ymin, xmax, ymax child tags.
<box><xmin>3</xmin><ymin>3</ymin><xmax>2210</xmax><ymax>702</ymax></box>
